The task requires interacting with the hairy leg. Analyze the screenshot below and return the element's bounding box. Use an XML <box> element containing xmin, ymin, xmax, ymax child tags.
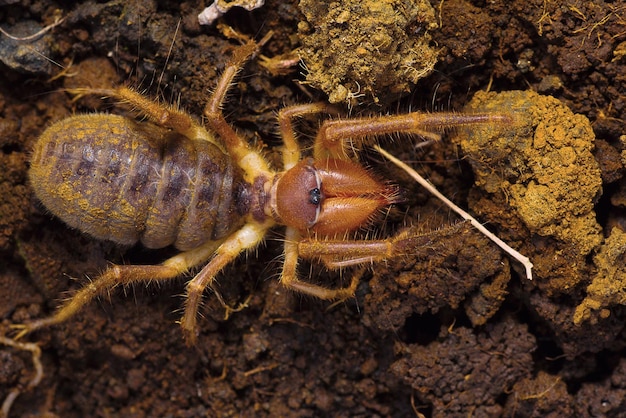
<box><xmin>12</xmin><ymin>240</ymin><xmax>221</xmax><ymax>339</ymax></box>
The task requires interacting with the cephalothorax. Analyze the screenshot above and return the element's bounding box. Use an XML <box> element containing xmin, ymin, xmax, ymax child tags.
<box><xmin>17</xmin><ymin>38</ymin><xmax>511</xmax><ymax>344</ymax></box>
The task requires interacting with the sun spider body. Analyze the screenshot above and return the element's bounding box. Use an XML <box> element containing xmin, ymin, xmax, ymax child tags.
<box><xmin>17</xmin><ymin>38</ymin><xmax>511</xmax><ymax>344</ymax></box>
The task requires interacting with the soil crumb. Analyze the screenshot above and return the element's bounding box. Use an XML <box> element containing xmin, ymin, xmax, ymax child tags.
<box><xmin>298</xmin><ymin>0</ymin><xmax>438</xmax><ymax>106</ymax></box>
<box><xmin>456</xmin><ymin>90</ymin><xmax>602</xmax><ymax>257</ymax></box>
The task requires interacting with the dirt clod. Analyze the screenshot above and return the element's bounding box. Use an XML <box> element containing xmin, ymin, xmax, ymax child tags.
<box><xmin>298</xmin><ymin>0</ymin><xmax>438</xmax><ymax>105</ymax></box>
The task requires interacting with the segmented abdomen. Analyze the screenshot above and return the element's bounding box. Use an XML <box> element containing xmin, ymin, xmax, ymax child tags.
<box><xmin>30</xmin><ymin>114</ymin><xmax>250</xmax><ymax>250</ymax></box>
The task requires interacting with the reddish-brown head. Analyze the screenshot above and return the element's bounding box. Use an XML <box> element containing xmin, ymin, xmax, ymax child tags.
<box><xmin>270</xmin><ymin>158</ymin><xmax>399</xmax><ymax>236</ymax></box>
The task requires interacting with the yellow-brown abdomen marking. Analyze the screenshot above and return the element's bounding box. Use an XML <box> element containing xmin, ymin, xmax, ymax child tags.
<box><xmin>30</xmin><ymin>114</ymin><xmax>249</xmax><ymax>250</ymax></box>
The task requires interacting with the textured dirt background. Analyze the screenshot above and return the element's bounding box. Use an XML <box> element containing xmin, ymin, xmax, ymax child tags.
<box><xmin>1</xmin><ymin>0</ymin><xmax>626</xmax><ymax>417</ymax></box>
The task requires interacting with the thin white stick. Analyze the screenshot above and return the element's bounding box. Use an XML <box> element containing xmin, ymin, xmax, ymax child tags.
<box><xmin>375</xmin><ymin>145</ymin><xmax>533</xmax><ymax>281</ymax></box>
<box><xmin>0</xmin><ymin>336</ymin><xmax>43</xmax><ymax>418</ymax></box>
<box><xmin>0</xmin><ymin>16</ymin><xmax>65</xmax><ymax>42</ymax></box>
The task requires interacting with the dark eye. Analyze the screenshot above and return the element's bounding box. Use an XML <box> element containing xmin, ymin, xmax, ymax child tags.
<box><xmin>309</xmin><ymin>187</ymin><xmax>321</xmax><ymax>205</ymax></box>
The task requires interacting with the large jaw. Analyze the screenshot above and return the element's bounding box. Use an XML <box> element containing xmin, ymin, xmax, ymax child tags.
<box><xmin>269</xmin><ymin>158</ymin><xmax>399</xmax><ymax>236</ymax></box>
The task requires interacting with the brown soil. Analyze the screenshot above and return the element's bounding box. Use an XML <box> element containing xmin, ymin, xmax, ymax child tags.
<box><xmin>1</xmin><ymin>0</ymin><xmax>626</xmax><ymax>416</ymax></box>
